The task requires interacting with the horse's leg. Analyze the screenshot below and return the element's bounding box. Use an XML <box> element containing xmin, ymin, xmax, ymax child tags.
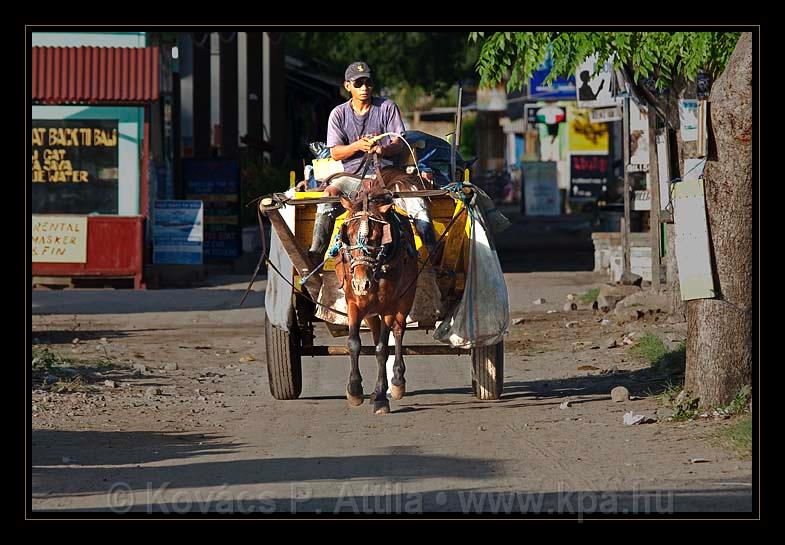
<box><xmin>388</xmin><ymin>312</ymin><xmax>407</xmax><ymax>400</ymax></box>
<box><xmin>346</xmin><ymin>304</ymin><xmax>365</xmax><ymax>407</ymax></box>
<box><xmin>371</xmin><ymin>315</ymin><xmax>392</xmax><ymax>414</ymax></box>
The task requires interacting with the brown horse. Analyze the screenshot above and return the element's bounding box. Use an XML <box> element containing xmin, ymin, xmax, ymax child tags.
<box><xmin>335</xmin><ymin>186</ymin><xmax>418</xmax><ymax>414</ymax></box>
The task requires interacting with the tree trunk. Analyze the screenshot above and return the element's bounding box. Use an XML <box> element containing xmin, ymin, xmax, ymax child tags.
<box><xmin>684</xmin><ymin>32</ymin><xmax>753</xmax><ymax>408</ymax></box>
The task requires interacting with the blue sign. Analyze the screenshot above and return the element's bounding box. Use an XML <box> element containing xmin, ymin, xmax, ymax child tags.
<box><xmin>183</xmin><ymin>159</ymin><xmax>241</xmax><ymax>260</ymax></box>
<box><xmin>529</xmin><ymin>55</ymin><xmax>577</xmax><ymax>101</ymax></box>
<box><xmin>153</xmin><ymin>200</ymin><xmax>204</xmax><ymax>265</ymax></box>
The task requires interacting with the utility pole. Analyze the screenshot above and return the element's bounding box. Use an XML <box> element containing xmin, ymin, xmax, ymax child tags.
<box><xmin>647</xmin><ymin>105</ymin><xmax>662</xmax><ymax>292</ymax></box>
<box><xmin>621</xmin><ymin>93</ymin><xmax>632</xmax><ymax>284</ymax></box>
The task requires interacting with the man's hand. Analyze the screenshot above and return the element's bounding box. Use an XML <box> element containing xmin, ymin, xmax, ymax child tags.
<box><xmin>353</xmin><ymin>136</ymin><xmax>375</xmax><ymax>154</ymax></box>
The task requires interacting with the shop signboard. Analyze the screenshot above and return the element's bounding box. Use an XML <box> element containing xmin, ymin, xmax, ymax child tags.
<box><xmin>153</xmin><ymin>200</ymin><xmax>204</xmax><ymax>265</ymax></box>
<box><xmin>183</xmin><ymin>159</ymin><xmax>241</xmax><ymax>259</ymax></box>
<box><xmin>31</xmin><ymin>215</ymin><xmax>87</xmax><ymax>263</ymax></box>
<box><xmin>570</xmin><ymin>154</ymin><xmax>610</xmax><ymax>200</ymax></box>
<box><xmin>31</xmin><ymin>120</ymin><xmax>119</xmax><ymax>214</ymax></box>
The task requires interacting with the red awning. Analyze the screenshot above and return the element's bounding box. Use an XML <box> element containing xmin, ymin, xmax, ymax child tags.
<box><xmin>32</xmin><ymin>46</ymin><xmax>160</xmax><ymax>104</ymax></box>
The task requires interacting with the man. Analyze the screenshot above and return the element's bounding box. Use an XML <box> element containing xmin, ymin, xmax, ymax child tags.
<box><xmin>308</xmin><ymin>61</ymin><xmax>437</xmax><ymax>263</ymax></box>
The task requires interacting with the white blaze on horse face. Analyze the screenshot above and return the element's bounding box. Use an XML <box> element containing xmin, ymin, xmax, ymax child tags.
<box><xmin>358</xmin><ymin>215</ymin><xmax>369</xmax><ymax>245</ymax></box>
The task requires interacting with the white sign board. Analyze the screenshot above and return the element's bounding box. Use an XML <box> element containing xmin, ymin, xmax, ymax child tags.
<box><xmin>522</xmin><ymin>162</ymin><xmax>560</xmax><ymax>216</ymax></box>
<box><xmin>31</xmin><ymin>215</ymin><xmax>87</xmax><ymax>263</ymax></box>
<box><xmin>477</xmin><ymin>86</ymin><xmax>507</xmax><ymax>111</ymax></box>
<box><xmin>673</xmin><ymin>179</ymin><xmax>716</xmax><ymax>300</ymax></box>
<box><xmin>679</xmin><ymin>99</ymin><xmax>699</xmax><ymax>142</ymax></box>
<box><xmin>575</xmin><ymin>54</ymin><xmax>618</xmax><ymax>108</ymax></box>
<box><xmin>656</xmin><ymin>133</ymin><xmax>671</xmax><ymax>211</ymax></box>
<box><xmin>629</xmin><ymin>100</ymin><xmax>649</xmax><ymax>167</ymax></box>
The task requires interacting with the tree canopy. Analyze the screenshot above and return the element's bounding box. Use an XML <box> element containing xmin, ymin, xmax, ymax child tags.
<box><xmin>285</xmin><ymin>32</ymin><xmax>481</xmax><ymax>97</ymax></box>
<box><xmin>470</xmin><ymin>32</ymin><xmax>741</xmax><ymax>93</ymax></box>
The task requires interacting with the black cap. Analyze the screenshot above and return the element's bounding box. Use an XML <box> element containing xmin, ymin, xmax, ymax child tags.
<box><xmin>345</xmin><ymin>61</ymin><xmax>373</xmax><ymax>82</ymax></box>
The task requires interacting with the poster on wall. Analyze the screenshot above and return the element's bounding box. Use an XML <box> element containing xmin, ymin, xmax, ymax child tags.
<box><xmin>31</xmin><ymin>215</ymin><xmax>87</xmax><ymax>263</ymax></box>
<box><xmin>153</xmin><ymin>201</ymin><xmax>204</xmax><ymax>265</ymax></box>
<box><xmin>183</xmin><ymin>159</ymin><xmax>241</xmax><ymax>260</ymax></box>
<box><xmin>679</xmin><ymin>99</ymin><xmax>699</xmax><ymax>142</ymax></box>
<box><xmin>575</xmin><ymin>54</ymin><xmax>618</xmax><ymax>109</ymax></box>
<box><xmin>570</xmin><ymin>154</ymin><xmax>610</xmax><ymax>200</ymax></box>
<box><xmin>522</xmin><ymin>162</ymin><xmax>560</xmax><ymax>216</ymax></box>
<box><xmin>567</xmin><ymin>106</ymin><xmax>609</xmax><ymax>155</ymax></box>
<box><xmin>629</xmin><ymin>100</ymin><xmax>649</xmax><ymax>168</ymax></box>
<box><xmin>31</xmin><ymin>120</ymin><xmax>119</xmax><ymax>214</ymax></box>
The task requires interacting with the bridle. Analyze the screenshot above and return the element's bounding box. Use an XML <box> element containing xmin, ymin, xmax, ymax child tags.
<box><xmin>339</xmin><ymin>190</ymin><xmax>395</xmax><ymax>285</ymax></box>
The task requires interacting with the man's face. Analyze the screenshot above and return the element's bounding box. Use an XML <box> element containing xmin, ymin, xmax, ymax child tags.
<box><xmin>345</xmin><ymin>78</ymin><xmax>373</xmax><ymax>101</ymax></box>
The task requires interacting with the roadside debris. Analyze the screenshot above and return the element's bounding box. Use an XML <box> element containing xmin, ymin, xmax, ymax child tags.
<box><xmin>604</xmin><ymin>338</ymin><xmax>618</xmax><ymax>349</ymax></box>
<box><xmin>564</xmin><ymin>303</ymin><xmax>577</xmax><ymax>312</ymax></box>
<box><xmin>103</xmin><ymin>380</ymin><xmax>117</xmax><ymax>389</ymax></box>
<box><xmin>239</xmin><ymin>356</ymin><xmax>256</xmax><ymax>363</ymax></box>
<box><xmin>512</xmin><ymin>317</ymin><xmax>525</xmax><ymax>325</ymax></box>
<box><xmin>611</xmin><ymin>386</ymin><xmax>630</xmax><ymax>402</ymax></box>
<box><xmin>689</xmin><ymin>458</ymin><xmax>710</xmax><ymax>464</ymax></box>
<box><xmin>145</xmin><ymin>387</ymin><xmax>162</xmax><ymax>399</ymax></box>
<box><xmin>623</xmin><ymin>411</ymin><xmax>657</xmax><ymax>425</ymax></box>
<box><xmin>164</xmin><ymin>362</ymin><xmax>179</xmax><ymax>371</ymax></box>
<box><xmin>559</xmin><ymin>401</ymin><xmax>572</xmax><ymax>409</ymax></box>
<box><xmin>533</xmin><ymin>298</ymin><xmax>546</xmax><ymax>305</ymax></box>
<box><xmin>565</xmin><ymin>321</ymin><xmax>579</xmax><ymax>328</ymax></box>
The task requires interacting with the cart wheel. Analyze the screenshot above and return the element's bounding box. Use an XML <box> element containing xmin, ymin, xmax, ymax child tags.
<box><xmin>264</xmin><ymin>308</ymin><xmax>302</xmax><ymax>400</ymax></box>
<box><xmin>471</xmin><ymin>341</ymin><xmax>504</xmax><ymax>400</ymax></box>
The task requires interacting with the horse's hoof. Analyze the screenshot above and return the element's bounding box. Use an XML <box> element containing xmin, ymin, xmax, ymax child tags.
<box><xmin>346</xmin><ymin>388</ymin><xmax>364</xmax><ymax>407</ymax></box>
<box><xmin>390</xmin><ymin>384</ymin><xmax>406</xmax><ymax>400</ymax></box>
<box><xmin>373</xmin><ymin>399</ymin><xmax>390</xmax><ymax>414</ymax></box>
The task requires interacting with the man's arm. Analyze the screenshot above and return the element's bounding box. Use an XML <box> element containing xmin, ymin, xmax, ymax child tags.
<box><xmin>372</xmin><ymin>101</ymin><xmax>406</xmax><ymax>157</ymax></box>
<box><xmin>331</xmin><ymin>138</ymin><xmax>375</xmax><ymax>161</ymax></box>
<box><xmin>326</xmin><ymin>107</ymin><xmax>374</xmax><ymax>161</ymax></box>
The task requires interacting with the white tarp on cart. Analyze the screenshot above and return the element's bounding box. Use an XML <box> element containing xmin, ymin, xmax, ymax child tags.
<box><xmin>434</xmin><ymin>203</ymin><xmax>509</xmax><ymax>348</ymax></box>
<box><xmin>264</xmin><ymin>190</ymin><xmax>296</xmax><ymax>330</ymax></box>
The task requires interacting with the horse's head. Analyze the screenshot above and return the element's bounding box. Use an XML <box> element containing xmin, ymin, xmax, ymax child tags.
<box><xmin>338</xmin><ymin>188</ymin><xmax>394</xmax><ymax>297</ymax></box>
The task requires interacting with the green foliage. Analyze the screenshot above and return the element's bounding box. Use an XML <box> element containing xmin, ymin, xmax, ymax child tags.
<box><xmin>630</xmin><ymin>333</ymin><xmax>669</xmax><ymax>365</ymax></box>
<box><xmin>240</xmin><ymin>152</ymin><xmax>297</xmax><ymax>227</ymax></box>
<box><xmin>285</xmin><ymin>32</ymin><xmax>481</xmax><ymax>98</ymax></box>
<box><xmin>630</xmin><ymin>334</ymin><xmax>686</xmax><ymax>375</ymax></box>
<box><xmin>718</xmin><ymin>414</ymin><xmax>752</xmax><ymax>458</ymax></box>
<box><xmin>459</xmin><ymin>112</ymin><xmax>477</xmax><ymax>160</ymax></box>
<box><xmin>716</xmin><ymin>385</ymin><xmax>752</xmax><ymax>417</ymax></box>
<box><xmin>471</xmin><ymin>32</ymin><xmax>741</xmax><ymax>93</ymax></box>
<box><xmin>579</xmin><ymin>288</ymin><xmax>600</xmax><ymax>305</ymax></box>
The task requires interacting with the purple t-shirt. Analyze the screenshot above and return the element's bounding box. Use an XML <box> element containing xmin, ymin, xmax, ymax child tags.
<box><xmin>326</xmin><ymin>96</ymin><xmax>406</xmax><ymax>175</ymax></box>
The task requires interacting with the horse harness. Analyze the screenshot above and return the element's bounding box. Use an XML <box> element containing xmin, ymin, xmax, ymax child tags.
<box><xmin>337</xmin><ymin>189</ymin><xmax>415</xmax><ymax>287</ymax></box>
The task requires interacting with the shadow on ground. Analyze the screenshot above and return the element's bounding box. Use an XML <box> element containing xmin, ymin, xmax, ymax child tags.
<box><xmin>31</xmin><ymin>289</ymin><xmax>265</xmax><ymax>315</ymax></box>
<box><xmin>31</xmin><ymin>432</ymin><xmax>502</xmax><ymax>499</ymax></box>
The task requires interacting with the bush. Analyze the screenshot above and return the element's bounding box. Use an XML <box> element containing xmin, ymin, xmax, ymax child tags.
<box><xmin>240</xmin><ymin>152</ymin><xmax>298</xmax><ymax>227</ymax></box>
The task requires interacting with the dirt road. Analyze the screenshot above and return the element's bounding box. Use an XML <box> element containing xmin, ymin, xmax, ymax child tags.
<box><xmin>30</xmin><ymin>273</ymin><xmax>752</xmax><ymax>514</ymax></box>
